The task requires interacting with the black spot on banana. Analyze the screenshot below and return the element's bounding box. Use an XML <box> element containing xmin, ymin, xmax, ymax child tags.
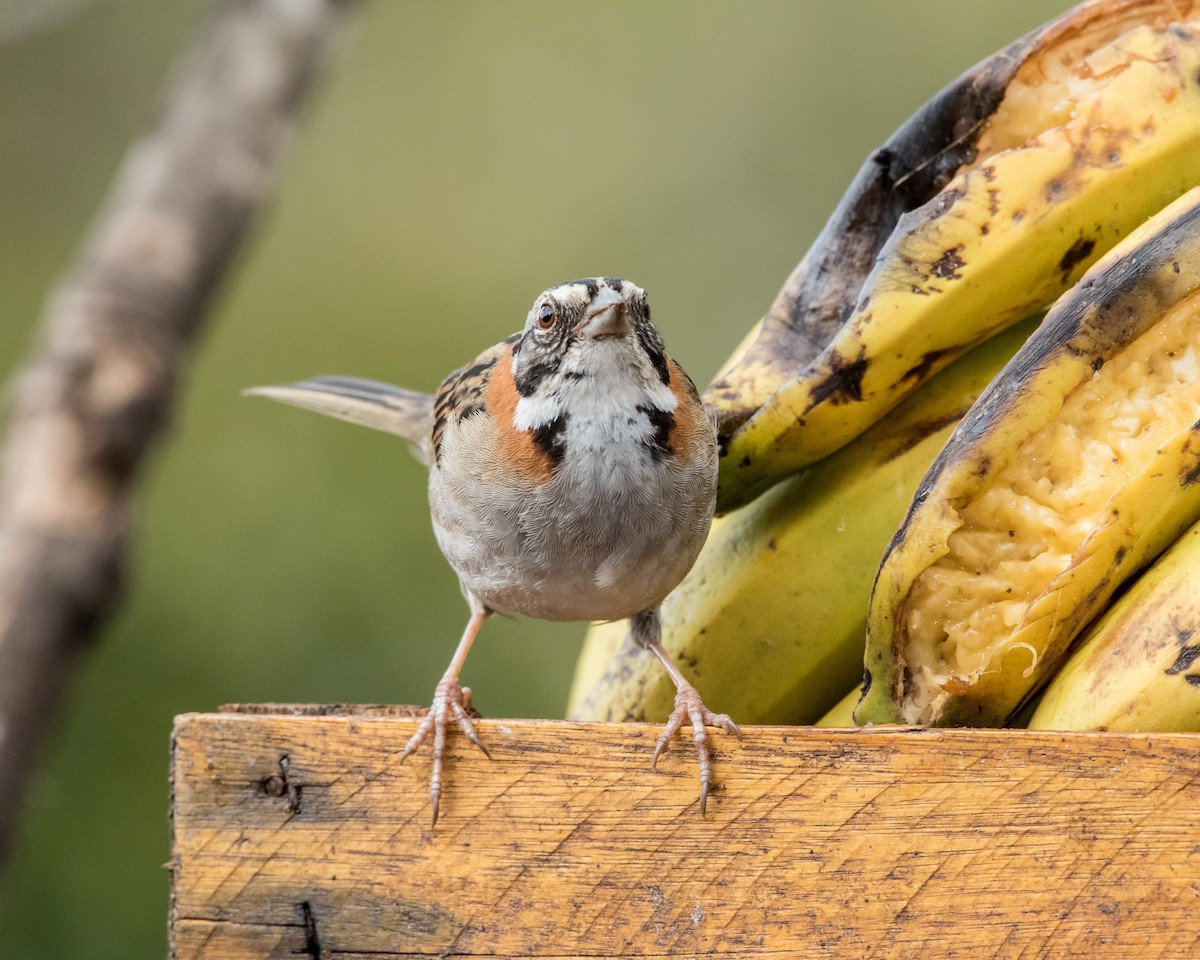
<box><xmin>810</xmin><ymin>350</ymin><xmax>868</xmax><ymax>407</ymax></box>
<box><xmin>1058</xmin><ymin>237</ymin><xmax>1098</xmax><ymax>279</ymax></box>
<box><xmin>715</xmin><ymin>2</ymin><xmax>1200</xmax><ymax>512</ymax></box>
<box><xmin>857</xmin><ymin>186</ymin><xmax>1200</xmax><ymax>729</ymax></box>
<box><xmin>1165</xmin><ymin>639</ymin><xmax>1200</xmax><ymax>680</ymax></box>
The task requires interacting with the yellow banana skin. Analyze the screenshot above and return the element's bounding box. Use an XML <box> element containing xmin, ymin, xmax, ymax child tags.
<box><xmin>814</xmin><ymin>686</ymin><xmax>863</xmax><ymax>728</ymax></box>
<box><xmin>1029</xmin><ymin>523</ymin><xmax>1200</xmax><ymax>732</ymax></box>
<box><xmin>857</xmin><ymin>186</ymin><xmax>1200</xmax><ymax>729</ymax></box>
<box><xmin>568</xmin><ymin>318</ymin><xmax>1037</xmax><ymax>727</ymax></box>
<box><xmin>718</xmin><ymin>11</ymin><xmax>1200</xmax><ymax>512</ymax></box>
<box><xmin>704</xmin><ymin>0</ymin><xmax>1198</xmax><ymax>446</ymax></box>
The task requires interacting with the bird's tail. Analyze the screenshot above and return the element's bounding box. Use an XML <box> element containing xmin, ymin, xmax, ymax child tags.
<box><xmin>245</xmin><ymin>376</ymin><xmax>435</xmax><ymax>465</ymax></box>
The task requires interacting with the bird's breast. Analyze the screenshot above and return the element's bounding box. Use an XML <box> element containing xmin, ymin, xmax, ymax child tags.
<box><xmin>429</xmin><ymin>375</ymin><xmax>717</xmax><ymax>622</ymax></box>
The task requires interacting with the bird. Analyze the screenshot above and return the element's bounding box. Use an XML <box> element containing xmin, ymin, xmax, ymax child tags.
<box><xmin>247</xmin><ymin>277</ymin><xmax>740</xmax><ymax>823</ymax></box>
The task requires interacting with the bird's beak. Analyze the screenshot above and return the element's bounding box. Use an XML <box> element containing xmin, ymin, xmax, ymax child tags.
<box><xmin>577</xmin><ymin>288</ymin><xmax>633</xmax><ymax>339</ymax></box>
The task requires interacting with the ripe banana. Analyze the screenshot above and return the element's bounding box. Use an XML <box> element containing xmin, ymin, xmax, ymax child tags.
<box><xmin>703</xmin><ymin>0</ymin><xmax>1160</xmax><ymax>444</ymax></box>
<box><xmin>717</xmin><ymin>4</ymin><xmax>1200</xmax><ymax>511</ymax></box>
<box><xmin>568</xmin><ymin>317</ymin><xmax>1038</xmax><ymax>726</ymax></box>
<box><xmin>856</xmin><ymin>185</ymin><xmax>1200</xmax><ymax>728</ymax></box>
<box><xmin>1028</xmin><ymin>522</ymin><xmax>1200</xmax><ymax>732</ymax></box>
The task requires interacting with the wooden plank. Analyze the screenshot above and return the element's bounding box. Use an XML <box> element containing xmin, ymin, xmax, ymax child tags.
<box><xmin>170</xmin><ymin>708</ymin><xmax>1200</xmax><ymax>959</ymax></box>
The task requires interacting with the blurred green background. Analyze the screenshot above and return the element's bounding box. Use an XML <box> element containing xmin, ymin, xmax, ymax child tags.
<box><xmin>0</xmin><ymin>0</ymin><xmax>1066</xmax><ymax>954</ymax></box>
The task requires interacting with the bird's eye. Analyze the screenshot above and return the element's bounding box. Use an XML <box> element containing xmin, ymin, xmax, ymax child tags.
<box><xmin>537</xmin><ymin>302</ymin><xmax>556</xmax><ymax>328</ymax></box>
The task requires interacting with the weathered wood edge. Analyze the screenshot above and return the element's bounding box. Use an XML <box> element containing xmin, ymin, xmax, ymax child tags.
<box><xmin>217</xmin><ymin>702</ymin><xmax>429</xmax><ymax>717</ymax></box>
<box><xmin>170</xmin><ymin>709</ymin><xmax>1200</xmax><ymax>959</ymax></box>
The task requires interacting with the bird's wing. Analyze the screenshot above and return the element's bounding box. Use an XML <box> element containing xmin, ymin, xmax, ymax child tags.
<box><xmin>431</xmin><ymin>334</ymin><xmax>520</xmax><ymax>464</ymax></box>
<box><xmin>246</xmin><ymin>376</ymin><xmax>437</xmax><ymax>465</ymax></box>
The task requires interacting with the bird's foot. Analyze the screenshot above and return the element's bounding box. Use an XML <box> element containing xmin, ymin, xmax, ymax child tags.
<box><xmin>400</xmin><ymin>676</ymin><xmax>490</xmax><ymax>825</ymax></box>
<box><xmin>651</xmin><ymin>681</ymin><xmax>741</xmax><ymax>814</ymax></box>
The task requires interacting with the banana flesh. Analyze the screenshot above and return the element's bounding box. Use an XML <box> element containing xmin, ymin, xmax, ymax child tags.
<box><xmin>568</xmin><ymin>318</ymin><xmax>1037</xmax><ymax>726</ymax></box>
<box><xmin>857</xmin><ymin>186</ymin><xmax>1200</xmax><ymax>728</ymax></box>
<box><xmin>1028</xmin><ymin>522</ymin><xmax>1200</xmax><ymax>732</ymax></box>
<box><xmin>717</xmin><ymin>7</ymin><xmax>1200</xmax><ymax>511</ymax></box>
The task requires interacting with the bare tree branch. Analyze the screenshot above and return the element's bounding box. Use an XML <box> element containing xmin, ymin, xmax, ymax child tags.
<box><xmin>0</xmin><ymin>0</ymin><xmax>355</xmax><ymax>878</ymax></box>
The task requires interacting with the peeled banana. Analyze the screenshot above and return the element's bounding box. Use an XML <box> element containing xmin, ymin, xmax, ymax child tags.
<box><xmin>856</xmin><ymin>185</ymin><xmax>1200</xmax><ymax>728</ymax></box>
<box><xmin>1028</xmin><ymin>522</ymin><xmax>1200</xmax><ymax>732</ymax></box>
<box><xmin>716</xmin><ymin>4</ymin><xmax>1200</xmax><ymax>511</ymax></box>
<box><xmin>569</xmin><ymin>317</ymin><xmax>1037</xmax><ymax>726</ymax></box>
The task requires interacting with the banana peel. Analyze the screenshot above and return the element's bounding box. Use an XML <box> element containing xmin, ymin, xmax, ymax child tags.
<box><xmin>814</xmin><ymin>686</ymin><xmax>863</xmax><ymax>727</ymax></box>
<box><xmin>858</xmin><ymin>185</ymin><xmax>1200</xmax><ymax>728</ymax></box>
<box><xmin>568</xmin><ymin>317</ymin><xmax>1038</xmax><ymax>726</ymax></box>
<box><xmin>1029</xmin><ymin>522</ymin><xmax>1200</xmax><ymax>732</ymax></box>
<box><xmin>716</xmin><ymin>1</ymin><xmax>1200</xmax><ymax>511</ymax></box>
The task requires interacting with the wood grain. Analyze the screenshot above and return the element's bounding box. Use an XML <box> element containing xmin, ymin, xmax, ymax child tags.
<box><xmin>170</xmin><ymin>708</ymin><xmax>1200</xmax><ymax>959</ymax></box>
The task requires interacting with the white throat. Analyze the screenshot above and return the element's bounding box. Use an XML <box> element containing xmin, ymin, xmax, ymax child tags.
<box><xmin>513</xmin><ymin>339</ymin><xmax>676</xmax><ymax>433</ymax></box>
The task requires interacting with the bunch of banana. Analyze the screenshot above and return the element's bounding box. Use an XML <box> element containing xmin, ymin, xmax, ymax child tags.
<box><xmin>573</xmin><ymin>1</ymin><xmax>1200</xmax><ymax>736</ymax></box>
<box><xmin>713</xmin><ymin>0</ymin><xmax>1200</xmax><ymax>512</ymax></box>
<box><xmin>1028</xmin><ymin>522</ymin><xmax>1200</xmax><ymax>732</ymax></box>
<box><xmin>856</xmin><ymin>185</ymin><xmax>1200</xmax><ymax>727</ymax></box>
<box><xmin>568</xmin><ymin>318</ymin><xmax>1037</xmax><ymax>726</ymax></box>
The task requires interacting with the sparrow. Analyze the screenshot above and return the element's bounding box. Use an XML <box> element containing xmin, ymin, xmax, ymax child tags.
<box><xmin>248</xmin><ymin>277</ymin><xmax>739</xmax><ymax>823</ymax></box>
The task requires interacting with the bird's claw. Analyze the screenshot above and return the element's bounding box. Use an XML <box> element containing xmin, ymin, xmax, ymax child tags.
<box><xmin>399</xmin><ymin>676</ymin><xmax>489</xmax><ymax>825</ymax></box>
<box><xmin>651</xmin><ymin>682</ymin><xmax>741</xmax><ymax>815</ymax></box>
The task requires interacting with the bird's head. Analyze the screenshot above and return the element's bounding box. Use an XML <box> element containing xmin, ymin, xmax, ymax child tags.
<box><xmin>511</xmin><ymin>277</ymin><xmax>670</xmax><ymax>396</ymax></box>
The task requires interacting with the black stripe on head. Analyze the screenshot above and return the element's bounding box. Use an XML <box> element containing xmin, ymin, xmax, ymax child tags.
<box><xmin>637</xmin><ymin>404</ymin><xmax>674</xmax><ymax>461</ymax></box>
<box><xmin>531</xmin><ymin>412</ymin><xmax>569</xmax><ymax>466</ymax></box>
<box><xmin>561</xmin><ymin>278</ymin><xmax>600</xmax><ymax>299</ymax></box>
<box><xmin>562</xmin><ymin>277</ymin><xmax>629</xmax><ymax>300</ymax></box>
<box><xmin>515</xmin><ymin>296</ymin><xmax>574</xmax><ymax>395</ymax></box>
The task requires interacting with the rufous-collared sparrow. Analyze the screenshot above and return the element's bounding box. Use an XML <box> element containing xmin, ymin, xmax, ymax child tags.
<box><xmin>249</xmin><ymin>277</ymin><xmax>739</xmax><ymax>822</ymax></box>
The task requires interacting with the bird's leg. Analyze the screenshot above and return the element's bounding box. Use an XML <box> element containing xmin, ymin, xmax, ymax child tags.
<box><xmin>631</xmin><ymin>607</ymin><xmax>741</xmax><ymax>814</ymax></box>
<box><xmin>399</xmin><ymin>609</ymin><xmax>490</xmax><ymax>825</ymax></box>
